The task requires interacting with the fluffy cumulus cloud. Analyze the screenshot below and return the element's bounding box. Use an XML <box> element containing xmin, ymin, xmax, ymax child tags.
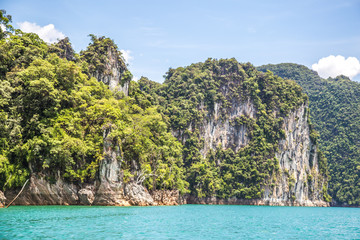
<box><xmin>120</xmin><ymin>49</ymin><xmax>134</xmax><ymax>64</ymax></box>
<box><xmin>312</xmin><ymin>55</ymin><xmax>360</xmax><ymax>80</ymax></box>
<box><xmin>18</xmin><ymin>21</ymin><xmax>65</xmax><ymax>43</ymax></box>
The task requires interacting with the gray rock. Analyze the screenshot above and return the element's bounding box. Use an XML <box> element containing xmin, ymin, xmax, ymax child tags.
<box><xmin>0</xmin><ymin>191</ymin><xmax>6</xmax><ymax>207</ymax></box>
<box><xmin>174</xmin><ymin>93</ymin><xmax>328</xmax><ymax>206</ymax></box>
<box><xmin>173</xmin><ymin>99</ymin><xmax>254</xmax><ymax>156</ymax></box>
<box><xmin>5</xmin><ymin>175</ymin><xmax>79</xmax><ymax>205</ymax></box>
<box><xmin>124</xmin><ymin>183</ymin><xmax>154</xmax><ymax>206</ymax></box>
<box><xmin>78</xmin><ymin>188</ymin><xmax>95</xmax><ymax>205</ymax></box>
<box><xmin>91</xmin><ymin>48</ymin><xmax>129</xmax><ymax>95</ymax></box>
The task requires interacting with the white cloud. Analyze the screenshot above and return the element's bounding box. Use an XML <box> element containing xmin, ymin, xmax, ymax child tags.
<box><xmin>120</xmin><ymin>49</ymin><xmax>134</xmax><ymax>64</ymax></box>
<box><xmin>312</xmin><ymin>55</ymin><xmax>360</xmax><ymax>80</ymax></box>
<box><xmin>0</xmin><ymin>24</ymin><xmax>5</xmax><ymax>31</ymax></box>
<box><xmin>18</xmin><ymin>21</ymin><xmax>65</xmax><ymax>43</ymax></box>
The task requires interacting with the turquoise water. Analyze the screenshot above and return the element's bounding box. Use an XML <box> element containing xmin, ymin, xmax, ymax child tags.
<box><xmin>0</xmin><ymin>205</ymin><xmax>359</xmax><ymax>239</ymax></box>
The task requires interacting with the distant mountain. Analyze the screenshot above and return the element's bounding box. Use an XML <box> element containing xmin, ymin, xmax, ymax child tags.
<box><xmin>258</xmin><ymin>63</ymin><xmax>360</xmax><ymax>206</ymax></box>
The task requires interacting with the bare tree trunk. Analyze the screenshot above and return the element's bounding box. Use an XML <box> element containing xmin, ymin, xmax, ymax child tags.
<box><xmin>6</xmin><ymin>179</ymin><xmax>29</xmax><ymax>208</ymax></box>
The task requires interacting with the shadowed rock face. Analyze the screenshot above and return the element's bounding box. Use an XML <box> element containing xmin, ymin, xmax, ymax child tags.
<box><xmin>78</xmin><ymin>187</ymin><xmax>94</xmax><ymax>205</ymax></box>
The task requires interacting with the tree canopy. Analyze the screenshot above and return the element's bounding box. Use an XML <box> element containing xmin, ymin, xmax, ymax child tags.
<box><xmin>0</xmin><ymin>27</ymin><xmax>186</xmax><ymax>193</ymax></box>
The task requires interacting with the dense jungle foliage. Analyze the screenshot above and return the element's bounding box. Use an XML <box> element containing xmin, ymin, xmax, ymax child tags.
<box><xmin>139</xmin><ymin>59</ymin><xmax>328</xmax><ymax>199</ymax></box>
<box><xmin>258</xmin><ymin>63</ymin><xmax>360</xmax><ymax>206</ymax></box>
<box><xmin>0</xmin><ymin>10</ymin><xmax>329</xmax><ymax>201</ymax></box>
<box><xmin>0</xmin><ymin>13</ymin><xmax>187</xmax><ymax>193</ymax></box>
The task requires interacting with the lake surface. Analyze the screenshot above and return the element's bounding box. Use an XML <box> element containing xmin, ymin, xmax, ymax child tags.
<box><xmin>0</xmin><ymin>205</ymin><xmax>359</xmax><ymax>239</ymax></box>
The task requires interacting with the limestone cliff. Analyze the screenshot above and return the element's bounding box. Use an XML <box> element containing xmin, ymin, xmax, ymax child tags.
<box><xmin>2</xmin><ymin>58</ymin><xmax>330</xmax><ymax>207</ymax></box>
<box><xmin>5</xmin><ymin>175</ymin><xmax>79</xmax><ymax>205</ymax></box>
<box><xmin>163</xmin><ymin>59</ymin><xmax>329</xmax><ymax>206</ymax></box>
<box><xmin>173</xmin><ymin>99</ymin><xmax>255</xmax><ymax>156</ymax></box>
<box><xmin>178</xmin><ymin>101</ymin><xmax>328</xmax><ymax>206</ymax></box>
<box><xmin>90</xmin><ymin>47</ymin><xmax>129</xmax><ymax>95</ymax></box>
<box><xmin>269</xmin><ymin>104</ymin><xmax>327</xmax><ymax>206</ymax></box>
<box><xmin>81</xmin><ymin>35</ymin><xmax>130</xmax><ymax>95</ymax></box>
<box><xmin>92</xmin><ymin>124</ymin><xmax>155</xmax><ymax>206</ymax></box>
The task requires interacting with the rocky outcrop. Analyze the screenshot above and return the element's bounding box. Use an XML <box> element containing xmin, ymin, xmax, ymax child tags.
<box><xmin>123</xmin><ymin>183</ymin><xmax>154</xmax><ymax>206</ymax></box>
<box><xmin>92</xmin><ymin>124</ymin><xmax>155</xmax><ymax>206</ymax></box>
<box><xmin>5</xmin><ymin>175</ymin><xmax>79</xmax><ymax>205</ymax></box>
<box><xmin>0</xmin><ymin>191</ymin><xmax>6</xmax><ymax>207</ymax></box>
<box><xmin>91</xmin><ymin>47</ymin><xmax>129</xmax><ymax>95</ymax></box>
<box><xmin>175</xmin><ymin>100</ymin><xmax>328</xmax><ymax>206</ymax></box>
<box><xmin>80</xmin><ymin>36</ymin><xmax>130</xmax><ymax>96</ymax></box>
<box><xmin>151</xmin><ymin>190</ymin><xmax>187</xmax><ymax>205</ymax></box>
<box><xmin>2</xmin><ymin>57</ymin><xmax>329</xmax><ymax>207</ymax></box>
<box><xmin>266</xmin><ymin>104</ymin><xmax>328</xmax><ymax>206</ymax></box>
<box><xmin>78</xmin><ymin>187</ymin><xmax>95</xmax><ymax>205</ymax></box>
<box><xmin>173</xmin><ymin>99</ymin><xmax>254</xmax><ymax>156</ymax></box>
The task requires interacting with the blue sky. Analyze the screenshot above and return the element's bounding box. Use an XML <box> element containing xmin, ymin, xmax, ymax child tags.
<box><xmin>3</xmin><ymin>0</ymin><xmax>360</xmax><ymax>82</ymax></box>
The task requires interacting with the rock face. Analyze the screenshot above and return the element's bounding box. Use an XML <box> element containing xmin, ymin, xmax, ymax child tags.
<box><xmin>3</xmin><ymin>97</ymin><xmax>328</xmax><ymax>207</ymax></box>
<box><xmin>78</xmin><ymin>187</ymin><xmax>95</xmax><ymax>205</ymax></box>
<box><xmin>93</xmin><ymin>125</ymin><xmax>155</xmax><ymax>206</ymax></box>
<box><xmin>151</xmin><ymin>190</ymin><xmax>186</xmax><ymax>205</ymax></box>
<box><xmin>173</xmin><ymin>99</ymin><xmax>255</xmax><ymax>157</ymax></box>
<box><xmin>91</xmin><ymin>47</ymin><xmax>129</xmax><ymax>95</ymax></box>
<box><xmin>200</xmin><ymin>99</ymin><xmax>254</xmax><ymax>156</ymax></box>
<box><xmin>5</xmin><ymin>175</ymin><xmax>79</xmax><ymax>205</ymax></box>
<box><xmin>267</xmin><ymin>104</ymin><xmax>327</xmax><ymax>206</ymax></box>
<box><xmin>0</xmin><ymin>191</ymin><xmax>6</xmax><ymax>207</ymax></box>
<box><xmin>183</xmin><ymin>100</ymin><xmax>328</xmax><ymax>207</ymax></box>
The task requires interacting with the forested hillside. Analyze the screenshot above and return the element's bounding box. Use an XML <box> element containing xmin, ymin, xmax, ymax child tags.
<box><xmin>0</xmin><ymin>10</ymin><xmax>329</xmax><ymax>206</ymax></box>
<box><xmin>0</xmin><ymin>13</ymin><xmax>186</xmax><ymax>194</ymax></box>
<box><xmin>139</xmin><ymin>59</ymin><xmax>329</xmax><ymax>202</ymax></box>
<box><xmin>257</xmin><ymin>63</ymin><xmax>360</xmax><ymax>206</ymax></box>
